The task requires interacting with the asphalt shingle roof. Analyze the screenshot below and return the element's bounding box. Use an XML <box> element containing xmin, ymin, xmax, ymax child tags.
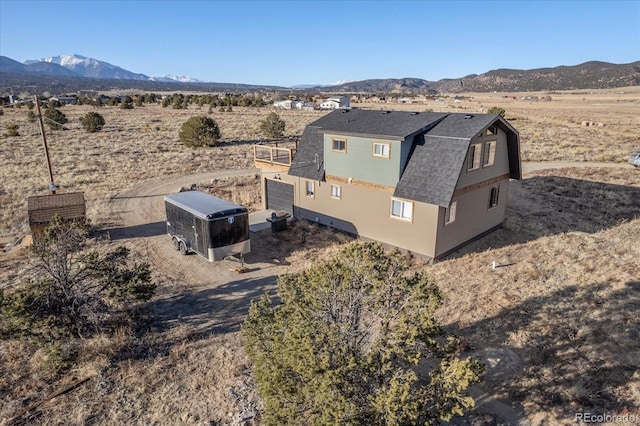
<box><xmin>394</xmin><ymin>134</ymin><xmax>469</xmax><ymax>207</ymax></box>
<box><xmin>288</xmin><ymin>126</ymin><xmax>325</xmax><ymax>180</ymax></box>
<box><xmin>306</xmin><ymin>109</ymin><xmax>448</xmax><ymax>139</ymax></box>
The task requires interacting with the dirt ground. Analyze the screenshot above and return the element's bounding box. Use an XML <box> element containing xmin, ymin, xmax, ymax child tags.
<box><xmin>1</xmin><ymin>88</ymin><xmax>639</xmax><ymax>425</ymax></box>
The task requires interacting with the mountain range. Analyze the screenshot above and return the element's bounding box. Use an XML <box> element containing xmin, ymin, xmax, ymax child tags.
<box><xmin>1</xmin><ymin>54</ymin><xmax>639</xmax><ymax>95</ymax></box>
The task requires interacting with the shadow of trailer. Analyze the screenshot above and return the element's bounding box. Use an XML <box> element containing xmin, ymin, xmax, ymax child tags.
<box><xmin>165</xmin><ymin>191</ymin><xmax>250</xmax><ymax>262</ymax></box>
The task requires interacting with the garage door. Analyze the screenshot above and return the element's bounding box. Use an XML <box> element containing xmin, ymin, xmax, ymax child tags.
<box><xmin>265</xmin><ymin>179</ymin><xmax>294</xmax><ymax>215</ymax></box>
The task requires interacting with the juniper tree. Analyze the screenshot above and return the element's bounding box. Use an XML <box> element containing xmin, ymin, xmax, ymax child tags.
<box><xmin>179</xmin><ymin>115</ymin><xmax>221</xmax><ymax>147</ymax></box>
<box><xmin>259</xmin><ymin>112</ymin><xmax>286</xmax><ymax>138</ymax></box>
<box><xmin>0</xmin><ymin>216</ymin><xmax>155</xmax><ymax>339</ymax></box>
<box><xmin>242</xmin><ymin>242</ymin><xmax>483</xmax><ymax>425</ymax></box>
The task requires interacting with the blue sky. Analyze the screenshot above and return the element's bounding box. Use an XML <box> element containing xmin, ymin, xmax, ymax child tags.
<box><xmin>1</xmin><ymin>0</ymin><xmax>638</xmax><ymax>87</ymax></box>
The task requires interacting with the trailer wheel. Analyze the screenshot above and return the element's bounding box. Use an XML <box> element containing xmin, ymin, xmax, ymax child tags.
<box><xmin>172</xmin><ymin>237</ymin><xmax>180</xmax><ymax>250</ymax></box>
<box><xmin>179</xmin><ymin>242</ymin><xmax>188</xmax><ymax>256</ymax></box>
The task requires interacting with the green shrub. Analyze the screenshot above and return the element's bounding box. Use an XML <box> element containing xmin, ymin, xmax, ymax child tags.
<box><xmin>6</xmin><ymin>123</ymin><xmax>19</xmax><ymax>136</ymax></box>
<box><xmin>44</xmin><ymin>106</ymin><xmax>68</xmax><ymax>130</ymax></box>
<box><xmin>81</xmin><ymin>111</ymin><xmax>106</xmax><ymax>132</ymax></box>
<box><xmin>179</xmin><ymin>116</ymin><xmax>221</xmax><ymax>147</ymax></box>
<box><xmin>259</xmin><ymin>112</ymin><xmax>286</xmax><ymax>138</ymax></box>
<box><xmin>243</xmin><ymin>242</ymin><xmax>483</xmax><ymax>424</ymax></box>
<box><xmin>487</xmin><ymin>106</ymin><xmax>506</xmax><ymax>117</ymax></box>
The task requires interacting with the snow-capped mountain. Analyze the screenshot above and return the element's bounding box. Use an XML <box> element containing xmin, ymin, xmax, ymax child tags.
<box><xmin>149</xmin><ymin>75</ymin><xmax>202</xmax><ymax>83</ymax></box>
<box><xmin>25</xmin><ymin>54</ymin><xmax>150</xmax><ymax>80</ymax></box>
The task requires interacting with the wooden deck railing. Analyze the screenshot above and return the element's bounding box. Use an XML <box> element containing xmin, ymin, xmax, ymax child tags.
<box><xmin>253</xmin><ymin>145</ymin><xmax>296</xmax><ymax>167</ymax></box>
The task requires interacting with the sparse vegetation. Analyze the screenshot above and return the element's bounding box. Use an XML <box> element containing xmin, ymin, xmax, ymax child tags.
<box><xmin>179</xmin><ymin>115</ymin><xmax>222</xmax><ymax>147</ymax></box>
<box><xmin>43</xmin><ymin>105</ymin><xmax>68</xmax><ymax>130</ymax></box>
<box><xmin>1</xmin><ymin>216</ymin><xmax>155</xmax><ymax>339</ymax></box>
<box><xmin>487</xmin><ymin>106</ymin><xmax>506</xmax><ymax>117</ymax></box>
<box><xmin>81</xmin><ymin>111</ymin><xmax>106</xmax><ymax>132</ymax></box>
<box><xmin>259</xmin><ymin>112</ymin><xmax>286</xmax><ymax>138</ymax></box>
<box><xmin>0</xmin><ymin>89</ymin><xmax>638</xmax><ymax>425</ymax></box>
<box><xmin>5</xmin><ymin>123</ymin><xmax>19</xmax><ymax>136</ymax></box>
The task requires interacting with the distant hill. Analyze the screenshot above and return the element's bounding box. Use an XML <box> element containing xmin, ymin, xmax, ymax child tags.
<box><xmin>1</xmin><ymin>55</ymin><xmax>638</xmax><ymax>95</ymax></box>
<box><xmin>312</xmin><ymin>61</ymin><xmax>640</xmax><ymax>93</ymax></box>
<box><xmin>432</xmin><ymin>61</ymin><xmax>640</xmax><ymax>92</ymax></box>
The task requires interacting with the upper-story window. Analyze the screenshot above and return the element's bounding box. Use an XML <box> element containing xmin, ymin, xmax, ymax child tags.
<box><xmin>390</xmin><ymin>198</ymin><xmax>413</xmax><ymax>221</ymax></box>
<box><xmin>373</xmin><ymin>142</ymin><xmax>390</xmax><ymax>158</ymax></box>
<box><xmin>467</xmin><ymin>144</ymin><xmax>482</xmax><ymax>171</ymax></box>
<box><xmin>483</xmin><ymin>141</ymin><xmax>496</xmax><ymax>167</ymax></box>
<box><xmin>487</xmin><ymin>125</ymin><xmax>497</xmax><ymax>135</ymax></box>
<box><xmin>332</xmin><ymin>138</ymin><xmax>347</xmax><ymax>153</ymax></box>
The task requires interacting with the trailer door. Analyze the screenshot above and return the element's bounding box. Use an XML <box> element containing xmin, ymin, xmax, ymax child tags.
<box><xmin>194</xmin><ymin>217</ymin><xmax>208</xmax><ymax>256</ymax></box>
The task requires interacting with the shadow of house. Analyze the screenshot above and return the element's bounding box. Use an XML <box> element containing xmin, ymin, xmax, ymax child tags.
<box><xmin>453</xmin><ymin>281</ymin><xmax>640</xmax><ymax>419</ymax></box>
<box><xmin>106</xmin><ymin>221</ymin><xmax>167</xmax><ymax>240</ymax></box>
<box><xmin>114</xmin><ymin>274</ymin><xmax>278</xmax><ymax>362</ymax></box>
<box><xmin>443</xmin><ymin>175</ymin><xmax>640</xmax><ymax>259</ymax></box>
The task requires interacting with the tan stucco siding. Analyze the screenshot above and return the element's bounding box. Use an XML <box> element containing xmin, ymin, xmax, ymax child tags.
<box><xmin>435</xmin><ymin>178</ymin><xmax>510</xmax><ymax>258</ymax></box>
<box><xmin>284</xmin><ymin>175</ymin><xmax>440</xmax><ymax>258</ymax></box>
<box><xmin>456</xmin><ymin>129</ymin><xmax>510</xmax><ymax>189</ymax></box>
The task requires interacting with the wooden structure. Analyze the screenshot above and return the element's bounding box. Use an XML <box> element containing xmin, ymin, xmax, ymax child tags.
<box><xmin>27</xmin><ymin>192</ymin><xmax>86</xmax><ymax>236</ymax></box>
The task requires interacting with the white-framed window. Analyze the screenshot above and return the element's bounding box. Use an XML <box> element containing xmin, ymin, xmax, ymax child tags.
<box><xmin>467</xmin><ymin>144</ymin><xmax>482</xmax><ymax>170</ymax></box>
<box><xmin>390</xmin><ymin>198</ymin><xmax>413</xmax><ymax>221</ymax></box>
<box><xmin>445</xmin><ymin>201</ymin><xmax>457</xmax><ymax>224</ymax></box>
<box><xmin>305</xmin><ymin>181</ymin><xmax>315</xmax><ymax>198</ymax></box>
<box><xmin>332</xmin><ymin>138</ymin><xmax>347</xmax><ymax>153</ymax></box>
<box><xmin>483</xmin><ymin>141</ymin><xmax>496</xmax><ymax>167</ymax></box>
<box><xmin>489</xmin><ymin>185</ymin><xmax>500</xmax><ymax>208</ymax></box>
<box><xmin>373</xmin><ymin>142</ymin><xmax>390</xmax><ymax>158</ymax></box>
<box><xmin>331</xmin><ymin>184</ymin><xmax>341</xmax><ymax>199</ymax></box>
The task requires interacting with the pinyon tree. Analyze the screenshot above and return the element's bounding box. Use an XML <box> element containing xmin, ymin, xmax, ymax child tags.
<box><xmin>242</xmin><ymin>242</ymin><xmax>483</xmax><ymax>425</ymax></box>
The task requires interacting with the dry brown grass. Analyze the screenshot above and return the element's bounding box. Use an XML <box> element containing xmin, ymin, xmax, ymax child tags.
<box><xmin>1</xmin><ymin>90</ymin><xmax>639</xmax><ymax>425</ymax></box>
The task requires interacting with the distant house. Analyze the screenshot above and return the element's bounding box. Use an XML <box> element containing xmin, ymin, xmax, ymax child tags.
<box><xmin>320</xmin><ymin>96</ymin><xmax>350</xmax><ymax>110</ymax></box>
<box><xmin>51</xmin><ymin>96</ymin><xmax>77</xmax><ymax>105</ymax></box>
<box><xmin>274</xmin><ymin>100</ymin><xmax>294</xmax><ymax>109</ymax></box>
<box><xmin>254</xmin><ymin>109</ymin><xmax>521</xmax><ymax>260</ymax></box>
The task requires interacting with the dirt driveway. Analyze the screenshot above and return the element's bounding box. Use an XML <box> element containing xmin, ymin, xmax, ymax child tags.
<box><xmin>106</xmin><ymin>167</ymin><xmax>288</xmax><ymax>334</ymax></box>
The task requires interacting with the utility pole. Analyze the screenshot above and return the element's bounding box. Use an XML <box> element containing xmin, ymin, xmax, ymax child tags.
<box><xmin>34</xmin><ymin>96</ymin><xmax>56</xmax><ymax>194</ymax></box>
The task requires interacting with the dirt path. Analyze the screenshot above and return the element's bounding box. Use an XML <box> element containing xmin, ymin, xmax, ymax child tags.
<box><xmin>107</xmin><ymin>167</ymin><xmax>287</xmax><ymax>334</ymax></box>
<box><xmin>522</xmin><ymin>161</ymin><xmax>634</xmax><ymax>175</ymax></box>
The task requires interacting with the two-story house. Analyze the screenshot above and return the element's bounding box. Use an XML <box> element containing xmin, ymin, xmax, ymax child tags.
<box><xmin>320</xmin><ymin>96</ymin><xmax>350</xmax><ymax>110</ymax></box>
<box><xmin>255</xmin><ymin>109</ymin><xmax>521</xmax><ymax>260</ymax></box>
